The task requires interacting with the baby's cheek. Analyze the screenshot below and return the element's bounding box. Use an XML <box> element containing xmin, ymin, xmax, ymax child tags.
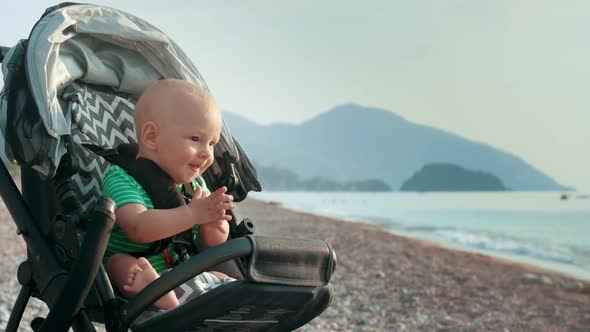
<box><xmin>205</xmin><ymin>158</ymin><xmax>214</xmax><ymax>170</ymax></box>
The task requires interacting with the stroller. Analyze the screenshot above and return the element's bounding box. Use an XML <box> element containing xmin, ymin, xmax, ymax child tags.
<box><xmin>0</xmin><ymin>3</ymin><xmax>335</xmax><ymax>331</ymax></box>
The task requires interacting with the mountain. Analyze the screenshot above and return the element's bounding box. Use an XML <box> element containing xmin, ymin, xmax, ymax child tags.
<box><xmin>256</xmin><ymin>163</ymin><xmax>392</xmax><ymax>191</ymax></box>
<box><xmin>400</xmin><ymin>163</ymin><xmax>508</xmax><ymax>191</ymax></box>
<box><xmin>223</xmin><ymin>104</ymin><xmax>566</xmax><ymax>191</ymax></box>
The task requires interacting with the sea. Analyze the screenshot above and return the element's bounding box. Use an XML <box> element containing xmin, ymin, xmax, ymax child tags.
<box><xmin>249</xmin><ymin>191</ymin><xmax>590</xmax><ymax>280</ymax></box>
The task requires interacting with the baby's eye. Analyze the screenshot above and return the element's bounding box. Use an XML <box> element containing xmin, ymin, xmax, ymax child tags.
<box><xmin>191</xmin><ymin>136</ymin><xmax>200</xmax><ymax>142</ymax></box>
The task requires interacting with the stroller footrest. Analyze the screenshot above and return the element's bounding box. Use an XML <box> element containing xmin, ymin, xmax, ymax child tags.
<box><xmin>245</xmin><ymin>235</ymin><xmax>336</xmax><ymax>287</ymax></box>
<box><xmin>131</xmin><ymin>280</ymin><xmax>333</xmax><ymax>332</ymax></box>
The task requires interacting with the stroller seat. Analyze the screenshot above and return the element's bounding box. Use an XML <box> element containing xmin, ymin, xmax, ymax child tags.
<box><xmin>0</xmin><ymin>3</ymin><xmax>335</xmax><ymax>332</ymax></box>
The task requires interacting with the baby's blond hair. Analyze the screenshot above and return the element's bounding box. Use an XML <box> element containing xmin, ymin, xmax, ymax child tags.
<box><xmin>134</xmin><ymin>79</ymin><xmax>216</xmax><ymax>140</ymax></box>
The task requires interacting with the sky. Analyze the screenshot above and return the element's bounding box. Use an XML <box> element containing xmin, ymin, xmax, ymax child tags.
<box><xmin>1</xmin><ymin>1</ymin><xmax>589</xmax><ymax>190</ymax></box>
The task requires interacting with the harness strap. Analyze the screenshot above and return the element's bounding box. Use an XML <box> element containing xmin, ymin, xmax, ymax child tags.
<box><xmin>86</xmin><ymin>143</ymin><xmax>198</xmax><ymax>264</ymax></box>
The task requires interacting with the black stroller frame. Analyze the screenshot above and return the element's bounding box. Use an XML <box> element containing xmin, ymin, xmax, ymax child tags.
<box><xmin>0</xmin><ymin>3</ymin><xmax>335</xmax><ymax>332</ymax></box>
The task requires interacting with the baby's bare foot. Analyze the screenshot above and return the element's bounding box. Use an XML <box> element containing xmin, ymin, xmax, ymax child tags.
<box><xmin>123</xmin><ymin>257</ymin><xmax>179</xmax><ymax>310</ymax></box>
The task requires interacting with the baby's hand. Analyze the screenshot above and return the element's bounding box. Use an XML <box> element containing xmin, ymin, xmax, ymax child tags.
<box><xmin>196</xmin><ymin>185</ymin><xmax>208</xmax><ymax>199</ymax></box>
<box><xmin>188</xmin><ymin>186</ymin><xmax>235</xmax><ymax>225</ymax></box>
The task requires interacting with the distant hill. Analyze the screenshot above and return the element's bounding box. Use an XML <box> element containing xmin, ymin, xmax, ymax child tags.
<box><xmin>223</xmin><ymin>103</ymin><xmax>567</xmax><ymax>191</ymax></box>
<box><xmin>400</xmin><ymin>163</ymin><xmax>508</xmax><ymax>191</ymax></box>
<box><xmin>257</xmin><ymin>164</ymin><xmax>391</xmax><ymax>191</ymax></box>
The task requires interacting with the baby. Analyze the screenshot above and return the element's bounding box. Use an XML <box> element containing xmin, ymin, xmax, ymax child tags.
<box><xmin>102</xmin><ymin>79</ymin><xmax>235</xmax><ymax>309</ymax></box>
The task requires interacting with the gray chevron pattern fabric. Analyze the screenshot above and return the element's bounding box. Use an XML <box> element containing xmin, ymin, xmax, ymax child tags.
<box><xmin>67</xmin><ymin>85</ymin><xmax>137</xmax><ymax>210</ymax></box>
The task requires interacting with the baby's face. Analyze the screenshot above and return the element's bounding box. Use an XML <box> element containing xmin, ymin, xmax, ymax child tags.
<box><xmin>154</xmin><ymin>96</ymin><xmax>222</xmax><ymax>184</ymax></box>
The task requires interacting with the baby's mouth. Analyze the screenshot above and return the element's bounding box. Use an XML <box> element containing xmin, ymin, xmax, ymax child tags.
<box><xmin>190</xmin><ymin>163</ymin><xmax>201</xmax><ymax>172</ymax></box>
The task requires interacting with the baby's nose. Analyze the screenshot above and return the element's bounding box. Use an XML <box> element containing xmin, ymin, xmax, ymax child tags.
<box><xmin>198</xmin><ymin>147</ymin><xmax>213</xmax><ymax>158</ymax></box>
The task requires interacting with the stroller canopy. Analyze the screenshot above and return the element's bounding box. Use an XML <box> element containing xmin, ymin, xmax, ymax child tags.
<box><xmin>1</xmin><ymin>3</ymin><xmax>250</xmax><ymax>185</ymax></box>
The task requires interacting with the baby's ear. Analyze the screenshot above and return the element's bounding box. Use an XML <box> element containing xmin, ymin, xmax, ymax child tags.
<box><xmin>141</xmin><ymin>121</ymin><xmax>158</xmax><ymax>150</ymax></box>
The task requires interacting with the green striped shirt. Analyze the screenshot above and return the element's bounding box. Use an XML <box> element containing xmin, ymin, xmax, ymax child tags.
<box><xmin>102</xmin><ymin>165</ymin><xmax>209</xmax><ymax>273</ymax></box>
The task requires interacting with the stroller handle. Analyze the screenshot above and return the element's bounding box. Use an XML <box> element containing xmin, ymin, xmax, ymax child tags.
<box><xmin>0</xmin><ymin>46</ymin><xmax>10</xmax><ymax>63</ymax></box>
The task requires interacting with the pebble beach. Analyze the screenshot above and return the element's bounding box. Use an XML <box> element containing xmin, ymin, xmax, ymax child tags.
<box><xmin>1</xmin><ymin>193</ymin><xmax>589</xmax><ymax>331</ymax></box>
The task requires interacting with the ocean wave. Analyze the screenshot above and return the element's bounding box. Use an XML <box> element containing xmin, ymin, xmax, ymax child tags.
<box><xmin>407</xmin><ymin>227</ymin><xmax>590</xmax><ymax>268</ymax></box>
<box><xmin>332</xmin><ymin>213</ymin><xmax>590</xmax><ymax>269</ymax></box>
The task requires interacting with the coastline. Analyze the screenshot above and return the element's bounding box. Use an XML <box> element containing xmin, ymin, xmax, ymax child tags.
<box><xmin>390</xmin><ymin>228</ymin><xmax>590</xmax><ymax>282</ymax></box>
<box><xmin>250</xmin><ymin>190</ymin><xmax>590</xmax><ymax>282</ymax></box>
<box><xmin>234</xmin><ymin>197</ymin><xmax>590</xmax><ymax>331</ymax></box>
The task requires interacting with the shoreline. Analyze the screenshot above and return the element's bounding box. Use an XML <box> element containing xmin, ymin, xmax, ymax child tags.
<box><xmin>252</xmin><ymin>194</ymin><xmax>590</xmax><ymax>283</ymax></box>
<box><xmin>235</xmin><ymin>197</ymin><xmax>590</xmax><ymax>331</ymax></box>
<box><xmin>391</xmin><ymin>229</ymin><xmax>590</xmax><ymax>282</ymax></box>
<box><xmin>253</xmin><ymin>198</ymin><xmax>590</xmax><ymax>282</ymax></box>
